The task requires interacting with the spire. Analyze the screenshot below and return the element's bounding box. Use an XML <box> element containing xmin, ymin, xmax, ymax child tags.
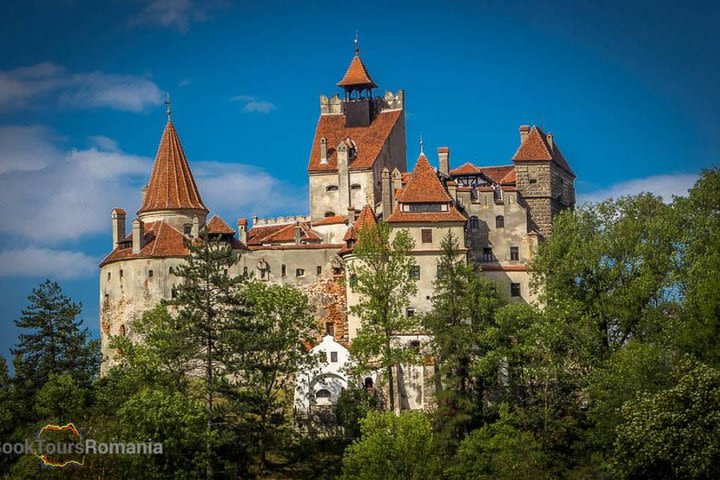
<box><xmin>354</xmin><ymin>30</ymin><xmax>360</xmax><ymax>55</ymax></box>
<box><xmin>138</xmin><ymin>120</ymin><xmax>207</xmax><ymax>214</ymax></box>
<box><xmin>337</xmin><ymin>33</ymin><xmax>378</xmax><ymax>91</ymax></box>
<box><xmin>164</xmin><ymin>94</ymin><xmax>172</xmax><ymax>119</ymax></box>
<box><xmin>419</xmin><ymin>135</ymin><xmax>424</xmax><ymax>156</ymax></box>
<box><xmin>397</xmin><ymin>154</ymin><xmax>452</xmax><ymax>204</ymax></box>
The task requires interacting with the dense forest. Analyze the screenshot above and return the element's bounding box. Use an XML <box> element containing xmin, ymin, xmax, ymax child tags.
<box><xmin>0</xmin><ymin>169</ymin><xmax>718</xmax><ymax>479</ymax></box>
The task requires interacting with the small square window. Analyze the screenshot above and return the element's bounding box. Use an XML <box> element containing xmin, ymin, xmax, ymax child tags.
<box><xmin>316</xmin><ymin>266</ymin><xmax>322</xmax><ymax>275</ymax></box>
<box><xmin>169</xmin><ymin>266</ymin><xmax>174</xmax><ymax>274</ymax></box>
<box><xmin>330</xmin><ymin>351</ymin><xmax>338</xmax><ymax>363</ymax></box>
<box><xmin>529</xmin><ymin>178</ymin><xmax>537</xmax><ymax>185</ymax></box>
<box><xmin>421</xmin><ymin>229</ymin><xmax>433</xmax><ymax>243</ymax></box>
<box><xmin>410</xmin><ymin>265</ymin><xmax>420</xmax><ymax>280</ymax></box>
<box><xmin>406</xmin><ymin>308</ymin><xmax>415</xmax><ymax>317</ymax></box>
<box><xmin>510</xmin><ymin>246</ymin><xmax>519</xmax><ymax>261</ymax></box>
<box><xmin>325</xmin><ymin>322</ymin><xmax>335</xmax><ymax>336</ymax></box>
<box><xmin>483</xmin><ymin>248</ymin><xmax>493</xmax><ymax>262</ymax></box>
<box><xmin>296</xmin><ymin>268</ymin><xmax>305</xmax><ymax>277</ymax></box>
<box><xmin>148</xmin><ymin>270</ymin><xmax>154</xmax><ymax>278</ymax></box>
<box><xmin>183</xmin><ymin>224</ymin><xmax>192</xmax><ymax>235</ymax></box>
<box><xmin>510</xmin><ymin>283</ymin><xmax>521</xmax><ymax>297</ymax></box>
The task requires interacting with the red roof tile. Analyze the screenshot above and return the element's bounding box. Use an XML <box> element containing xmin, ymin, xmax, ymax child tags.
<box><xmin>206</xmin><ymin>215</ymin><xmax>235</xmax><ymax>235</ymax></box>
<box><xmin>139</xmin><ymin>121</ymin><xmax>208</xmax><ymax>214</ymax></box>
<box><xmin>337</xmin><ymin>55</ymin><xmax>378</xmax><ymax>88</ymax></box>
<box><xmin>512</xmin><ymin>125</ymin><xmax>574</xmax><ymax>176</ymax></box>
<box><xmin>386</xmin><ymin>205</ymin><xmax>467</xmax><ymax>224</ymax></box>
<box><xmin>248</xmin><ymin>222</ymin><xmax>322</xmax><ymax>245</ymax></box>
<box><xmin>340</xmin><ymin>204</ymin><xmax>377</xmax><ymax>254</ymax></box>
<box><xmin>450</xmin><ymin>163</ymin><xmax>516</xmax><ymax>184</ymax></box>
<box><xmin>307</xmin><ymin>110</ymin><xmax>402</xmax><ymax>172</ymax></box>
<box><xmin>312</xmin><ymin>215</ymin><xmax>348</xmax><ymax>226</ymax></box>
<box><xmin>397</xmin><ymin>154</ymin><xmax>452</xmax><ymax>203</ymax></box>
<box><xmin>100</xmin><ymin>221</ymin><xmax>188</xmax><ymax>266</ymax></box>
<box><xmin>481</xmin><ymin>264</ymin><xmax>529</xmax><ymax>272</ymax></box>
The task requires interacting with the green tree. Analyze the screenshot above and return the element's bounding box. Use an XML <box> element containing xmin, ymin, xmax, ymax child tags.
<box><xmin>32</xmin><ymin>373</ymin><xmax>89</xmax><ymax>422</ymax></box>
<box><xmin>612</xmin><ymin>361</ymin><xmax>720</xmax><ymax>480</ymax></box>
<box><xmin>447</xmin><ymin>406</ymin><xmax>551</xmax><ymax>480</ymax></box>
<box><xmin>341</xmin><ymin>411</ymin><xmax>444</xmax><ymax>480</ymax></box>
<box><xmin>424</xmin><ymin>230</ymin><xmax>504</xmax><ymax>443</ymax></box>
<box><xmin>335</xmin><ymin>387</ymin><xmax>381</xmax><ymax>439</ymax></box>
<box><xmin>12</xmin><ymin>280</ymin><xmax>99</xmax><ymax>400</ymax></box>
<box><xmin>349</xmin><ymin>221</ymin><xmax>418</xmax><ymax>412</ymax></box>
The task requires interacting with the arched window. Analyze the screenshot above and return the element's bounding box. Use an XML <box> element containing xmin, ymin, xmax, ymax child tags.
<box><xmin>324</xmin><ymin>211</ymin><xmax>336</xmax><ymax>217</ymax></box>
<box><xmin>119</xmin><ymin>324</ymin><xmax>126</xmax><ymax>336</ymax></box>
<box><xmin>496</xmin><ymin>215</ymin><xmax>505</xmax><ymax>228</ymax></box>
<box><xmin>326</xmin><ymin>185</ymin><xmax>339</xmax><ymax>192</ymax></box>
<box><xmin>315</xmin><ymin>389</ymin><xmax>331</xmax><ymax>400</ymax></box>
<box><xmin>469</xmin><ymin>216</ymin><xmax>479</xmax><ymax>230</ymax></box>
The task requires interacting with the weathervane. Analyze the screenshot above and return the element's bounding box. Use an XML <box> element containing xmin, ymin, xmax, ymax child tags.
<box><xmin>164</xmin><ymin>94</ymin><xmax>172</xmax><ymax>119</ymax></box>
<box><xmin>419</xmin><ymin>135</ymin><xmax>424</xmax><ymax>156</ymax></box>
<box><xmin>354</xmin><ymin>30</ymin><xmax>360</xmax><ymax>55</ymax></box>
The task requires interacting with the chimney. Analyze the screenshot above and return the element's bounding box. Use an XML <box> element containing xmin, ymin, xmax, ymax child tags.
<box><xmin>438</xmin><ymin>147</ymin><xmax>450</xmax><ymax>175</ymax></box>
<box><xmin>447</xmin><ymin>180</ymin><xmax>458</xmax><ymax>203</ymax></box>
<box><xmin>294</xmin><ymin>222</ymin><xmax>302</xmax><ymax>244</ymax></box>
<box><xmin>381</xmin><ymin>167</ymin><xmax>392</xmax><ymax>216</ymax></box>
<box><xmin>191</xmin><ymin>216</ymin><xmax>199</xmax><ymax>237</ymax></box>
<box><xmin>519</xmin><ymin>125</ymin><xmax>530</xmax><ymax>144</ymax></box>
<box><xmin>132</xmin><ymin>218</ymin><xmax>144</xmax><ymax>254</ymax></box>
<box><xmin>391</xmin><ymin>168</ymin><xmax>402</xmax><ymax>210</ymax></box>
<box><xmin>347</xmin><ymin>206</ymin><xmax>357</xmax><ymax>227</ymax></box>
<box><xmin>237</xmin><ymin>218</ymin><xmax>248</xmax><ymax>244</ymax></box>
<box><xmin>337</xmin><ymin>141</ymin><xmax>351</xmax><ymax>213</ymax></box>
<box><xmin>111</xmin><ymin>208</ymin><xmax>126</xmax><ymax>249</ymax></box>
<box><xmin>320</xmin><ymin>137</ymin><xmax>328</xmax><ymax>164</ymax></box>
<box><xmin>546</xmin><ymin>133</ymin><xmax>554</xmax><ymax>152</ymax></box>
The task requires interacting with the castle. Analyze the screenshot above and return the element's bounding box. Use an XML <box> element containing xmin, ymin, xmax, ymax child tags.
<box><xmin>99</xmin><ymin>46</ymin><xmax>576</xmax><ymax>412</ymax></box>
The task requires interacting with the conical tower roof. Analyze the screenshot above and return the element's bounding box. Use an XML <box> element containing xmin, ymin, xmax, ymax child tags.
<box><xmin>337</xmin><ymin>54</ymin><xmax>378</xmax><ymax>89</ymax></box>
<box><xmin>139</xmin><ymin>120</ymin><xmax>207</xmax><ymax>214</ymax></box>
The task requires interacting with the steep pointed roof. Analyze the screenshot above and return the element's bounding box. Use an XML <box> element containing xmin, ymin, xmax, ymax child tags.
<box><xmin>139</xmin><ymin>120</ymin><xmax>208</xmax><ymax>213</ymax></box>
<box><xmin>206</xmin><ymin>215</ymin><xmax>235</xmax><ymax>235</ymax></box>
<box><xmin>512</xmin><ymin>125</ymin><xmax>574</xmax><ymax>176</ymax></box>
<box><xmin>340</xmin><ymin>204</ymin><xmax>377</xmax><ymax>255</ymax></box>
<box><xmin>337</xmin><ymin>55</ymin><xmax>378</xmax><ymax>89</ymax></box>
<box><xmin>397</xmin><ymin>154</ymin><xmax>452</xmax><ymax>203</ymax></box>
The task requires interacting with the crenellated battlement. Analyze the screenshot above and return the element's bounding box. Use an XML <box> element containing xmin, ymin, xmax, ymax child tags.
<box><xmin>319</xmin><ymin>89</ymin><xmax>404</xmax><ymax>115</ymax></box>
<box><xmin>252</xmin><ymin>215</ymin><xmax>311</xmax><ymax>226</ymax></box>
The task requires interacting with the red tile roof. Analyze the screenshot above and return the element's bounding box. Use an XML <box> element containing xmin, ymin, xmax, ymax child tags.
<box><xmin>340</xmin><ymin>204</ymin><xmax>377</xmax><ymax>254</ymax></box>
<box><xmin>386</xmin><ymin>205</ymin><xmax>467</xmax><ymax>224</ymax></box>
<box><xmin>237</xmin><ymin>218</ymin><xmax>248</xmax><ymax>226</ymax></box>
<box><xmin>312</xmin><ymin>215</ymin><xmax>348</xmax><ymax>226</ymax></box>
<box><xmin>139</xmin><ymin>121</ymin><xmax>208</xmax><ymax>214</ymax></box>
<box><xmin>100</xmin><ymin>221</ymin><xmax>188</xmax><ymax>266</ymax></box>
<box><xmin>512</xmin><ymin>125</ymin><xmax>574</xmax><ymax>176</ymax></box>
<box><xmin>481</xmin><ymin>264</ymin><xmax>529</xmax><ymax>272</ymax></box>
<box><xmin>206</xmin><ymin>215</ymin><xmax>235</xmax><ymax>235</ymax></box>
<box><xmin>450</xmin><ymin>163</ymin><xmax>516</xmax><ymax>184</ymax></box>
<box><xmin>249</xmin><ymin>243</ymin><xmax>344</xmax><ymax>251</ymax></box>
<box><xmin>307</xmin><ymin>110</ymin><xmax>403</xmax><ymax>172</ymax></box>
<box><xmin>247</xmin><ymin>222</ymin><xmax>322</xmax><ymax>245</ymax></box>
<box><xmin>337</xmin><ymin>55</ymin><xmax>378</xmax><ymax>88</ymax></box>
<box><xmin>397</xmin><ymin>154</ymin><xmax>452</xmax><ymax>203</ymax></box>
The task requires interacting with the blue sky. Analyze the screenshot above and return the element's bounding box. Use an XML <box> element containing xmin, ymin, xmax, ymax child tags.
<box><xmin>0</xmin><ymin>0</ymin><xmax>718</xmax><ymax>363</ymax></box>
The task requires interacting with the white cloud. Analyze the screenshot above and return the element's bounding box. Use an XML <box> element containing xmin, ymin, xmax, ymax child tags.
<box><xmin>0</xmin><ymin>247</ymin><xmax>97</xmax><ymax>279</ymax></box>
<box><xmin>0</xmin><ymin>125</ymin><xmax>306</xmax><ymax>244</ymax></box>
<box><xmin>0</xmin><ymin>126</ymin><xmax>59</xmax><ymax>174</ymax></box>
<box><xmin>577</xmin><ymin>173</ymin><xmax>698</xmax><ymax>204</ymax></box>
<box><xmin>0</xmin><ymin>63</ymin><xmax>164</xmax><ymax>112</ymax></box>
<box><xmin>230</xmin><ymin>95</ymin><xmax>277</xmax><ymax>114</ymax></box>
<box><xmin>129</xmin><ymin>0</ymin><xmax>224</xmax><ymax>31</ymax></box>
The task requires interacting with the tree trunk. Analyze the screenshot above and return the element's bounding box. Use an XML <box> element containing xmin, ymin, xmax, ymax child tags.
<box><xmin>206</xmin><ymin>333</ymin><xmax>213</xmax><ymax>480</ymax></box>
<box><xmin>387</xmin><ymin>363</ymin><xmax>395</xmax><ymax>413</ymax></box>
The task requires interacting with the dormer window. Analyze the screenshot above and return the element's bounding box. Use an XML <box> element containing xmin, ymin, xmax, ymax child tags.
<box><xmin>404</xmin><ymin>203</ymin><xmax>447</xmax><ymax>212</ymax></box>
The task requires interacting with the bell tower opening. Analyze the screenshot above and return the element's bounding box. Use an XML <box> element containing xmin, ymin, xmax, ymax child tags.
<box><xmin>337</xmin><ymin>34</ymin><xmax>378</xmax><ymax>128</ymax></box>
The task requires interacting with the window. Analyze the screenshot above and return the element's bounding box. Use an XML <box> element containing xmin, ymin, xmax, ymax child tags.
<box><xmin>260</xmin><ymin>269</ymin><xmax>266</xmax><ymax>280</ymax></box>
<box><xmin>316</xmin><ymin>266</ymin><xmax>322</xmax><ymax>275</ymax></box>
<box><xmin>315</xmin><ymin>389</ymin><xmax>331</xmax><ymax>399</ymax></box>
<box><xmin>169</xmin><ymin>266</ymin><xmax>174</xmax><ymax>274</ymax></box>
<box><xmin>483</xmin><ymin>248</ymin><xmax>493</xmax><ymax>262</ymax></box>
<box><xmin>406</xmin><ymin>308</ymin><xmax>416</xmax><ymax>317</ymax></box>
<box><xmin>324</xmin><ymin>211</ymin><xmax>335</xmax><ymax>217</ymax></box>
<box><xmin>243</xmin><ymin>267</ymin><xmax>248</xmax><ymax>276</ymax></box>
<box><xmin>496</xmin><ymin>215</ymin><xmax>505</xmax><ymax>228</ymax></box>
<box><xmin>281</xmin><ymin>264</ymin><xmax>286</xmax><ymax>277</ymax></box>
<box><xmin>510</xmin><ymin>246</ymin><xmax>519</xmax><ymax>261</ymax></box>
<box><xmin>410</xmin><ymin>265</ymin><xmax>420</xmax><ymax>280</ymax></box>
<box><xmin>349</xmin><ymin>273</ymin><xmax>358</xmax><ymax>288</ymax></box>
<box><xmin>330</xmin><ymin>351</ymin><xmax>338</xmax><ymax>363</ymax></box>
<box><xmin>493</xmin><ymin>187</ymin><xmax>503</xmax><ymax>202</ymax></box>
<box><xmin>119</xmin><ymin>324</ymin><xmax>126</xmax><ymax>336</ymax></box>
<box><xmin>409</xmin><ymin>339</ymin><xmax>421</xmax><ymax>351</ymax></box>
<box><xmin>350</xmin><ymin>183</ymin><xmax>361</xmax><ymax>190</ymax></box>
<box><xmin>183</xmin><ymin>224</ymin><xmax>192</xmax><ymax>235</ymax></box>
<box><xmin>326</xmin><ymin>185</ymin><xmax>339</xmax><ymax>192</ymax></box>
<box><xmin>421</xmin><ymin>229</ymin><xmax>433</xmax><ymax>243</ymax></box>
<box><xmin>469</xmin><ymin>216</ymin><xmax>479</xmax><ymax>230</ymax></box>
<box><xmin>119</xmin><ymin>269</ymin><xmax>124</xmax><ymax>279</ymax></box>
<box><xmin>407</xmin><ymin>203</ymin><xmax>444</xmax><ymax>212</ymax></box>
<box><xmin>171</xmin><ymin>287</ymin><xmax>177</xmax><ymax>299</ymax></box>
<box><xmin>296</xmin><ymin>268</ymin><xmax>305</xmax><ymax>277</ymax></box>
<box><xmin>325</xmin><ymin>322</ymin><xmax>335</xmax><ymax>336</ymax></box>
<box><xmin>148</xmin><ymin>269</ymin><xmax>154</xmax><ymax>278</ymax></box>
<box><xmin>529</xmin><ymin>178</ymin><xmax>537</xmax><ymax>185</ymax></box>
<box><xmin>107</xmin><ymin>272</ymin><xmax>111</xmax><ymax>281</ymax></box>
<box><xmin>510</xmin><ymin>283</ymin><xmax>521</xmax><ymax>297</ymax></box>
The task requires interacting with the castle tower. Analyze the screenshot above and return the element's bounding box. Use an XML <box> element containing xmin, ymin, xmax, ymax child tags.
<box><xmin>307</xmin><ymin>40</ymin><xmax>406</xmax><ymax>221</ymax></box>
<box><xmin>137</xmin><ymin>119</ymin><xmax>209</xmax><ymax>232</ymax></box>
<box><xmin>512</xmin><ymin>125</ymin><xmax>575</xmax><ymax>236</ymax></box>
